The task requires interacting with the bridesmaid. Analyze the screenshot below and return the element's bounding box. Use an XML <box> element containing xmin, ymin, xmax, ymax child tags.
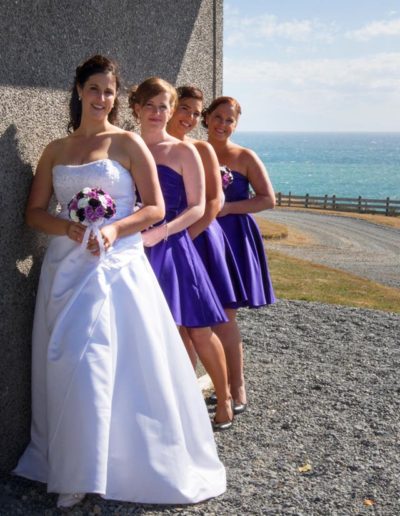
<box><xmin>167</xmin><ymin>86</ymin><xmax>249</xmax><ymax>415</ymax></box>
<box><xmin>128</xmin><ymin>78</ymin><xmax>234</xmax><ymax>429</ymax></box>
<box><xmin>203</xmin><ymin>96</ymin><xmax>276</xmax><ymax>411</ymax></box>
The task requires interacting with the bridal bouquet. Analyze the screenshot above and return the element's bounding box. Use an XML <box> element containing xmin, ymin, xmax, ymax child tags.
<box><xmin>68</xmin><ymin>187</ymin><xmax>116</xmax><ymax>254</ymax></box>
<box><xmin>220</xmin><ymin>165</ymin><xmax>234</xmax><ymax>190</ymax></box>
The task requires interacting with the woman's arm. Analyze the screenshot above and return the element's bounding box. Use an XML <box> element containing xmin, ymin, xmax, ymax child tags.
<box><xmin>188</xmin><ymin>141</ymin><xmax>221</xmax><ymax>240</ymax></box>
<box><xmin>25</xmin><ymin>141</ymin><xmax>86</xmax><ymax>242</ymax></box>
<box><xmin>219</xmin><ymin>148</ymin><xmax>275</xmax><ymax>217</ymax></box>
<box><xmin>99</xmin><ymin>133</ymin><xmax>165</xmax><ymax>250</ymax></box>
<box><xmin>142</xmin><ymin>142</ymin><xmax>205</xmax><ymax>247</ymax></box>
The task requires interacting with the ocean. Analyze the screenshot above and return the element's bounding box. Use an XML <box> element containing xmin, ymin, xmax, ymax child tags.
<box><xmin>231</xmin><ymin>132</ymin><xmax>400</xmax><ymax>200</ymax></box>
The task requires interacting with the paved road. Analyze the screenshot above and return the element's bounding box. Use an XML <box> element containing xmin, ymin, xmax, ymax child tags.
<box><xmin>259</xmin><ymin>209</ymin><xmax>400</xmax><ymax>288</ymax></box>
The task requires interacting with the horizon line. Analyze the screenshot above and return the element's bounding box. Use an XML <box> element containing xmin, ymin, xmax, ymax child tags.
<box><xmin>234</xmin><ymin>130</ymin><xmax>400</xmax><ymax>134</ymax></box>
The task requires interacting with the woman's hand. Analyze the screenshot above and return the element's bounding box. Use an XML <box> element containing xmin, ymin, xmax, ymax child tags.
<box><xmin>66</xmin><ymin>222</ymin><xmax>86</xmax><ymax>243</ymax></box>
<box><xmin>87</xmin><ymin>224</ymin><xmax>118</xmax><ymax>256</ymax></box>
<box><xmin>217</xmin><ymin>202</ymin><xmax>231</xmax><ymax>218</ymax></box>
<box><xmin>142</xmin><ymin>224</ymin><xmax>168</xmax><ymax>247</ymax></box>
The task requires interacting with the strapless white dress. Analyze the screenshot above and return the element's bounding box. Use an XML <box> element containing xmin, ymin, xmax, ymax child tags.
<box><xmin>13</xmin><ymin>159</ymin><xmax>226</xmax><ymax>504</ymax></box>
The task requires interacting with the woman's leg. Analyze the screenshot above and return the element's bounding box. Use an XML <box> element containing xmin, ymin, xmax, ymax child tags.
<box><xmin>187</xmin><ymin>326</ymin><xmax>233</xmax><ymax>424</ymax></box>
<box><xmin>179</xmin><ymin>326</ymin><xmax>197</xmax><ymax>369</ymax></box>
<box><xmin>213</xmin><ymin>309</ymin><xmax>246</xmax><ymax>405</ymax></box>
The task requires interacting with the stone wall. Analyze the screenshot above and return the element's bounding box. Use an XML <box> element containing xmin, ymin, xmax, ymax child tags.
<box><xmin>0</xmin><ymin>0</ymin><xmax>222</xmax><ymax>473</ymax></box>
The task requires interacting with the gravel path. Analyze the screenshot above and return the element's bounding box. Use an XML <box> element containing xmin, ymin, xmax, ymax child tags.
<box><xmin>259</xmin><ymin>209</ymin><xmax>400</xmax><ymax>288</ymax></box>
<box><xmin>1</xmin><ymin>300</ymin><xmax>399</xmax><ymax>515</ymax></box>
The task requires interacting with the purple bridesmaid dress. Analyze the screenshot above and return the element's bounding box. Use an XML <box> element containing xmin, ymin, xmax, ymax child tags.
<box><xmin>193</xmin><ymin>220</ymin><xmax>247</xmax><ymax>309</ymax></box>
<box><xmin>145</xmin><ymin>165</ymin><xmax>228</xmax><ymax>327</ymax></box>
<box><xmin>217</xmin><ymin>170</ymin><xmax>276</xmax><ymax>308</ymax></box>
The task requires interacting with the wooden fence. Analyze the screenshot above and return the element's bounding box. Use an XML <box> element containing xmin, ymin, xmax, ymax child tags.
<box><xmin>276</xmin><ymin>192</ymin><xmax>400</xmax><ymax>216</ymax></box>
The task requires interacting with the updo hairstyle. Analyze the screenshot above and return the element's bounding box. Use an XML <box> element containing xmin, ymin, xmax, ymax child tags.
<box><xmin>128</xmin><ymin>77</ymin><xmax>178</xmax><ymax>118</ymax></box>
<box><xmin>176</xmin><ymin>85</ymin><xmax>204</xmax><ymax>102</ymax></box>
<box><xmin>201</xmin><ymin>96</ymin><xmax>242</xmax><ymax>128</ymax></box>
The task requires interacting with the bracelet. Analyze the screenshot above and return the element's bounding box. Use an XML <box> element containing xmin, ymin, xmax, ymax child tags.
<box><xmin>164</xmin><ymin>223</ymin><xmax>169</xmax><ymax>241</ymax></box>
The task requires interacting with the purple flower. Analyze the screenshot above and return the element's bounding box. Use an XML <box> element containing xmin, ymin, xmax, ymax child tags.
<box><xmin>84</xmin><ymin>206</ymin><xmax>98</xmax><ymax>223</ymax></box>
<box><xmin>95</xmin><ymin>206</ymin><xmax>106</xmax><ymax>218</ymax></box>
<box><xmin>220</xmin><ymin>166</ymin><xmax>233</xmax><ymax>190</ymax></box>
<box><xmin>68</xmin><ymin>198</ymin><xmax>79</xmax><ymax>211</ymax></box>
<box><xmin>68</xmin><ymin>187</ymin><xmax>116</xmax><ymax>225</ymax></box>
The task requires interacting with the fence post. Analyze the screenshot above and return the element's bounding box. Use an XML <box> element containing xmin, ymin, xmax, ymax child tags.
<box><xmin>324</xmin><ymin>194</ymin><xmax>327</xmax><ymax>210</ymax></box>
<box><xmin>277</xmin><ymin>192</ymin><xmax>281</xmax><ymax>206</ymax></box>
<box><xmin>305</xmin><ymin>193</ymin><xmax>309</xmax><ymax>208</ymax></box>
<box><xmin>386</xmin><ymin>197</ymin><xmax>390</xmax><ymax>216</ymax></box>
<box><xmin>288</xmin><ymin>191</ymin><xmax>291</xmax><ymax>207</ymax></box>
<box><xmin>358</xmin><ymin>196</ymin><xmax>361</xmax><ymax>213</ymax></box>
<box><xmin>332</xmin><ymin>194</ymin><xmax>336</xmax><ymax>210</ymax></box>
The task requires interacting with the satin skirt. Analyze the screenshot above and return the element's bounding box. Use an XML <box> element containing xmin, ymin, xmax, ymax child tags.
<box><xmin>14</xmin><ymin>233</ymin><xmax>226</xmax><ymax>504</ymax></box>
<box><xmin>218</xmin><ymin>213</ymin><xmax>275</xmax><ymax>308</ymax></box>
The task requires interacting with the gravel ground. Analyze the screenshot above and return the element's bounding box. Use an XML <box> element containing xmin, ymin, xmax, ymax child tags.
<box><xmin>1</xmin><ymin>300</ymin><xmax>399</xmax><ymax>515</ymax></box>
<box><xmin>259</xmin><ymin>210</ymin><xmax>400</xmax><ymax>289</ymax></box>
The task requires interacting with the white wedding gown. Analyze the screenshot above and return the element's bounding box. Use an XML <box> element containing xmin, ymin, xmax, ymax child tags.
<box><xmin>14</xmin><ymin>159</ymin><xmax>226</xmax><ymax>504</ymax></box>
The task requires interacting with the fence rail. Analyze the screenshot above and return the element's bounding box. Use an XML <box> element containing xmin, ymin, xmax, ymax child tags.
<box><xmin>276</xmin><ymin>192</ymin><xmax>400</xmax><ymax>216</ymax></box>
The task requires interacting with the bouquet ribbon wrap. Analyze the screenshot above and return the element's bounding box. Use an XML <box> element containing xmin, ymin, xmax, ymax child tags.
<box><xmin>68</xmin><ymin>187</ymin><xmax>116</xmax><ymax>257</ymax></box>
<box><xmin>80</xmin><ymin>219</ymin><xmax>105</xmax><ymax>255</ymax></box>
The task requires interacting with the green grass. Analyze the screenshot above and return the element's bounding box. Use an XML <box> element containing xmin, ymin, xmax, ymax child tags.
<box><xmin>254</xmin><ymin>216</ymin><xmax>400</xmax><ymax>313</ymax></box>
<box><xmin>268</xmin><ymin>250</ymin><xmax>400</xmax><ymax>313</ymax></box>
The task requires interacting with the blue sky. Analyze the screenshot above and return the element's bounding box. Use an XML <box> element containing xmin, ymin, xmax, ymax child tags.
<box><xmin>223</xmin><ymin>1</ymin><xmax>400</xmax><ymax>131</ymax></box>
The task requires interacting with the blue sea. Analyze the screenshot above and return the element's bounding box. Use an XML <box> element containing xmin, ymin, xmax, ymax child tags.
<box><xmin>232</xmin><ymin>132</ymin><xmax>400</xmax><ymax>200</ymax></box>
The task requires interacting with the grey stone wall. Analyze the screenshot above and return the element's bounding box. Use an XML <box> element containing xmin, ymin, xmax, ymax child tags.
<box><xmin>0</xmin><ymin>0</ymin><xmax>223</xmax><ymax>473</ymax></box>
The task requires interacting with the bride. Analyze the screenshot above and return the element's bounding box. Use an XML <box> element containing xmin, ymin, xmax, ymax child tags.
<box><xmin>13</xmin><ymin>55</ymin><xmax>226</xmax><ymax>509</ymax></box>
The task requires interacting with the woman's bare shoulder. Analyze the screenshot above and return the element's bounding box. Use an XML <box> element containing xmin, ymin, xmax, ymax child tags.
<box><xmin>40</xmin><ymin>136</ymin><xmax>70</xmax><ymax>163</ymax></box>
<box><xmin>235</xmin><ymin>145</ymin><xmax>260</xmax><ymax>167</ymax></box>
<box><xmin>115</xmin><ymin>129</ymin><xmax>147</xmax><ymax>150</ymax></box>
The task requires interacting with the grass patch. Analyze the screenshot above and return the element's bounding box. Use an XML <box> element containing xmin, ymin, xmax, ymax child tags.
<box><xmin>267</xmin><ymin>250</ymin><xmax>400</xmax><ymax>313</ymax></box>
<box><xmin>254</xmin><ymin>217</ymin><xmax>288</xmax><ymax>239</ymax></box>
<box><xmin>254</xmin><ymin>214</ymin><xmax>400</xmax><ymax>312</ymax></box>
<box><xmin>255</xmin><ymin>215</ymin><xmax>314</xmax><ymax>246</ymax></box>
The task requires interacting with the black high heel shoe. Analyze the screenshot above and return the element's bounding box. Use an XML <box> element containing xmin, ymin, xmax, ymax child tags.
<box><xmin>207</xmin><ymin>392</ymin><xmax>218</xmax><ymax>405</ymax></box>
<box><xmin>212</xmin><ymin>418</ymin><xmax>233</xmax><ymax>431</ymax></box>
<box><xmin>209</xmin><ymin>393</ymin><xmax>247</xmax><ymax>415</ymax></box>
<box><xmin>233</xmin><ymin>402</ymin><xmax>247</xmax><ymax>415</ymax></box>
<box><xmin>212</xmin><ymin>400</ymin><xmax>234</xmax><ymax>431</ymax></box>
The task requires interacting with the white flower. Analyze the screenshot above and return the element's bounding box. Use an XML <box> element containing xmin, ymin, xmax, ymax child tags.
<box><xmin>69</xmin><ymin>209</ymin><xmax>79</xmax><ymax>222</ymax></box>
<box><xmin>77</xmin><ymin>197</ymin><xmax>90</xmax><ymax>209</ymax></box>
<box><xmin>98</xmin><ymin>194</ymin><xmax>107</xmax><ymax>207</ymax></box>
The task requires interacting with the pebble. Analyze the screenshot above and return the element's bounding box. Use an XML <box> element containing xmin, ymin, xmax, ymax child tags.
<box><xmin>0</xmin><ymin>300</ymin><xmax>399</xmax><ymax>515</ymax></box>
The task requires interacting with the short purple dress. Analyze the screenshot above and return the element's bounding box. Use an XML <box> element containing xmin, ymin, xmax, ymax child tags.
<box><xmin>193</xmin><ymin>220</ymin><xmax>247</xmax><ymax>309</ymax></box>
<box><xmin>145</xmin><ymin>165</ymin><xmax>228</xmax><ymax>327</ymax></box>
<box><xmin>217</xmin><ymin>170</ymin><xmax>275</xmax><ymax>308</ymax></box>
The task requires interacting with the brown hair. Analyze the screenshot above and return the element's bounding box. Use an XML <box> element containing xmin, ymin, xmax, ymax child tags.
<box><xmin>176</xmin><ymin>85</ymin><xmax>204</xmax><ymax>102</ymax></box>
<box><xmin>128</xmin><ymin>77</ymin><xmax>177</xmax><ymax>118</ymax></box>
<box><xmin>68</xmin><ymin>54</ymin><xmax>120</xmax><ymax>133</ymax></box>
<box><xmin>201</xmin><ymin>96</ymin><xmax>242</xmax><ymax>128</ymax></box>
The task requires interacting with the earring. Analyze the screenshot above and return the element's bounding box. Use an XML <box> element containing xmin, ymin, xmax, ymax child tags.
<box><xmin>78</xmin><ymin>96</ymin><xmax>81</xmax><ymax>101</ymax></box>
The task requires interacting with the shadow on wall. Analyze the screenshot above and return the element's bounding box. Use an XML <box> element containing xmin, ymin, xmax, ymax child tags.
<box><xmin>0</xmin><ymin>0</ymin><xmax>207</xmax><ymax>472</ymax></box>
<box><xmin>0</xmin><ymin>0</ymin><xmax>203</xmax><ymax>89</ymax></box>
<box><xmin>0</xmin><ymin>125</ymin><xmax>47</xmax><ymax>470</ymax></box>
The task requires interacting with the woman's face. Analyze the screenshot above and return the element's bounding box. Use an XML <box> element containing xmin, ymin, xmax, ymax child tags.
<box><xmin>168</xmin><ymin>97</ymin><xmax>202</xmax><ymax>136</ymax></box>
<box><xmin>206</xmin><ymin>102</ymin><xmax>238</xmax><ymax>141</ymax></box>
<box><xmin>77</xmin><ymin>72</ymin><xmax>117</xmax><ymax>122</ymax></box>
<box><xmin>135</xmin><ymin>92</ymin><xmax>174</xmax><ymax>130</ymax></box>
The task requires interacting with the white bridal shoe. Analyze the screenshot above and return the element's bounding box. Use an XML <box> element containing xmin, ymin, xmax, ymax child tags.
<box><xmin>56</xmin><ymin>492</ymin><xmax>86</xmax><ymax>509</ymax></box>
